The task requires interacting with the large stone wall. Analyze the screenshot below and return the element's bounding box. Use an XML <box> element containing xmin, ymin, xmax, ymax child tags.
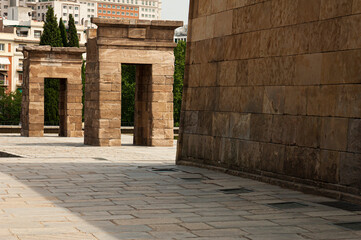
<box><xmin>177</xmin><ymin>0</ymin><xmax>361</xmax><ymax>201</ymax></box>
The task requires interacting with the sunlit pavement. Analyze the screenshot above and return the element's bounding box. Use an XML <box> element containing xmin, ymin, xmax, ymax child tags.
<box><xmin>0</xmin><ymin>134</ymin><xmax>360</xmax><ymax>240</ymax></box>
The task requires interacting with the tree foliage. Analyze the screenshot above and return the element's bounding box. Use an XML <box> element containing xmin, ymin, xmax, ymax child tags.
<box><xmin>44</xmin><ymin>79</ymin><xmax>59</xmax><ymax>126</ymax></box>
<box><xmin>0</xmin><ymin>88</ymin><xmax>22</xmax><ymax>125</ymax></box>
<box><xmin>40</xmin><ymin>7</ymin><xmax>63</xmax><ymax>125</ymax></box>
<box><xmin>67</xmin><ymin>14</ymin><xmax>79</xmax><ymax>47</ymax></box>
<box><xmin>40</xmin><ymin>6</ymin><xmax>62</xmax><ymax>47</ymax></box>
<box><xmin>173</xmin><ymin>41</ymin><xmax>186</xmax><ymax>126</ymax></box>
<box><xmin>59</xmin><ymin>18</ymin><xmax>68</xmax><ymax>47</ymax></box>
<box><xmin>121</xmin><ymin>65</ymin><xmax>136</xmax><ymax>126</ymax></box>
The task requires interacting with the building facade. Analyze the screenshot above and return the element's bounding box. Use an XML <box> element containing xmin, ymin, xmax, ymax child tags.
<box><xmin>0</xmin><ymin>18</ymin><xmax>87</xmax><ymax>93</ymax></box>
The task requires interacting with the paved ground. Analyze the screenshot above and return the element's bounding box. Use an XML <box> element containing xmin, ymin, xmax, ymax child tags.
<box><xmin>0</xmin><ymin>134</ymin><xmax>360</xmax><ymax>240</ymax></box>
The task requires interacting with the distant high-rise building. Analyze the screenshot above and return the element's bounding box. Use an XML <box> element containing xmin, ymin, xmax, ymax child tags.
<box><xmin>1</xmin><ymin>0</ymin><xmax>162</xmax><ymax>27</ymax></box>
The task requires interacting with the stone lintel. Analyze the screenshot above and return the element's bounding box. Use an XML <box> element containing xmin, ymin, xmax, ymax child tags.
<box><xmin>22</xmin><ymin>46</ymin><xmax>86</xmax><ymax>55</ymax></box>
<box><xmin>91</xmin><ymin>18</ymin><xmax>183</xmax><ymax>30</ymax></box>
<box><xmin>96</xmin><ymin>38</ymin><xmax>177</xmax><ymax>49</ymax></box>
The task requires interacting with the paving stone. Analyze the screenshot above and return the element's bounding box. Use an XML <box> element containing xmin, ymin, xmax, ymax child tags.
<box><xmin>0</xmin><ymin>134</ymin><xmax>360</xmax><ymax>240</ymax></box>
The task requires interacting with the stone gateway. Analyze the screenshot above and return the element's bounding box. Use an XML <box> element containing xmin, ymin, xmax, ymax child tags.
<box><xmin>21</xmin><ymin>46</ymin><xmax>85</xmax><ymax>138</ymax></box>
<box><xmin>84</xmin><ymin>18</ymin><xmax>182</xmax><ymax>146</ymax></box>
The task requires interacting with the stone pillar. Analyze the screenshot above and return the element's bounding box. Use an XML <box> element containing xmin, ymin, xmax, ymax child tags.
<box><xmin>21</xmin><ymin>75</ymin><xmax>44</xmax><ymax>137</ymax></box>
<box><xmin>149</xmin><ymin>64</ymin><xmax>174</xmax><ymax>146</ymax></box>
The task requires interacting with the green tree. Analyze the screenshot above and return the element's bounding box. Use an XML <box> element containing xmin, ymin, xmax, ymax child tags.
<box><xmin>59</xmin><ymin>18</ymin><xmax>68</xmax><ymax>47</ymax></box>
<box><xmin>121</xmin><ymin>65</ymin><xmax>136</xmax><ymax>126</ymax></box>
<box><xmin>40</xmin><ymin>6</ymin><xmax>62</xmax><ymax>47</ymax></box>
<box><xmin>40</xmin><ymin>6</ymin><xmax>63</xmax><ymax>126</ymax></box>
<box><xmin>0</xmin><ymin>88</ymin><xmax>22</xmax><ymax>125</ymax></box>
<box><xmin>67</xmin><ymin>14</ymin><xmax>79</xmax><ymax>47</ymax></box>
<box><xmin>173</xmin><ymin>41</ymin><xmax>186</xmax><ymax>126</ymax></box>
<box><xmin>44</xmin><ymin>79</ymin><xmax>59</xmax><ymax>125</ymax></box>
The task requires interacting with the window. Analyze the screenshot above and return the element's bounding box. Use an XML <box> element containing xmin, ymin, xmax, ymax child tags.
<box><xmin>135</xmin><ymin>8</ymin><xmax>138</xmax><ymax>11</ymax></box>
<box><xmin>117</xmin><ymin>12</ymin><xmax>120</xmax><ymax>15</ymax></box>
<box><xmin>126</xmin><ymin>7</ymin><xmax>129</xmax><ymax>10</ymax></box>
<box><xmin>75</xmin><ymin>14</ymin><xmax>79</xmax><ymax>17</ymax></box>
<box><xmin>63</xmin><ymin>13</ymin><xmax>67</xmax><ymax>16</ymax></box>
<box><xmin>18</xmin><ymin>73</ymin><xmax>23</xmax><ymax>83</ymax></box>
<box><xmin>107</xmin><ymin>11</ymin><xmax>110</xmax><ymax>13</ymax></box>
<box><xmin>130</xmin><ymin>13</ymin><xmax>133</xmax><ymax>16</ymax></box>
<box><xmin>69</xmin><ymin>6</ymin><xmax>72</xmax><ymax>9</ymax></box>
<box><xmin>112</xmin><ymin>5</ymin><xmax>115</xmax><ymax>9</ymax></box>
<box><xmin>99</xmin><ymin>10</ymin><xmax>102</xmax><ymax>13</ymax></box>
<box><xmin>103</xmin><ymin>10</ymin><xmax>106</xmax><ymax>13</ymax></box>
<box><xmin>112</xmin><ymin>11</ymin><xmax>115</xmax><ymax>14</ymax></box>
<box><xmin>126</xmin><ymin>12</ymin><xmax>129</xmax><ymax>15</ymax></box>
<box><xmin>122</xmin><ymin>6</ymin><xmax>125</xmax><ymax>9</ymax></box>
<box><xmin>122</xmin><ymin>12</ymin><xmax>125</xmax><ymax>15</ymax></box>
<box><xmin>108</xmin><ymin>5</ymin><xmax>111</xmax><ymax>8</ymax></box>
<box><xmin>135</xmin><ymin>13</ymin><xmax>138</xmax><ymax>16</ymax></box>
<box><xmin>34</xmin><ymin>30</ymin><xmax>41</xmax><ymax>38</ymax></box>
<box><xmin>130</xmin><ymin>7</ymin><xmax>133</xmax><ymax>10</ymax></box>
<box><xmin>75</xmin><ymin>21</ymin><xmax>78</xmax><ymax>24</ymax></box>
<box><xmin>117</xmin><ymin>6</ymin><xmax>120</xmax><ymax>9</ymax></box>
<box><xmin>99</xmin><ymin>4</ymin><xmax>102</xmax><ymax>7</ymax></box>
<box><xmin>92</xmin><ymin>9</ymin><xmax>94</xmax><ymax>12</ymax></box>
<box><xmin>63</xmin><ymin>6</ymin><xmax>67</xmax><ymax>9</ymax></box>
<box><xmin>0</xmin><ymin>44</ymin><xmax>5</xmax><ymax>51</ymax></box>
<box><xmin>75</xmin><ymin>7</ymin><xmax>78</xmax><ymax>10</ymax></box>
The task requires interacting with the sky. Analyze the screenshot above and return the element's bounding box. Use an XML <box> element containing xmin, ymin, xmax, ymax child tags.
<box><xmin>161</xmin><ymin>0</ymin><xmax>190</xmax><ymax>25</ymax></box>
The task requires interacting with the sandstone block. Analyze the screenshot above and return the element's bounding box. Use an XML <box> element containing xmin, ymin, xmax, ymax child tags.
<box><xmin>320</xmin><ymin>117</ymin><xmax>348</xmax><ymax>151</ymax></box>
<box><xmin>320</xmin><ymin>0</ymin><xmax>353</xmax><ymax>20</ymax></box>
<box><xmin>347</xmin><ymin>119</ymin><xmax>361</xmax><ymax>153</ymax></box>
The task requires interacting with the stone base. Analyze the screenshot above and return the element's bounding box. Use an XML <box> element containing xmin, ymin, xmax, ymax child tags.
<box><xmin>177</xmin><ymin>159</ymin><xmax>361</xmax><ymax>205</ymax></box>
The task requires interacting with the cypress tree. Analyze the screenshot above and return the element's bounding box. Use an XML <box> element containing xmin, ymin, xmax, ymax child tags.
<box><xmin>40</xmin><ymin>6</ymin><xmax>62</xmax><ymax>126</ymax></box>
<box><xmin>40</xmin><ymin>6</ymin><xmax>62</xmax><ymax>47</ymax></box>
<box><xmin>59</xmin><ymin>18</ymin><xmax>68</xmax><ymax>47</ymax></box>
<box><xmin>67</xmin><ymin>14</ymin><xmax>79</xmax><ymax>47</ymax></box>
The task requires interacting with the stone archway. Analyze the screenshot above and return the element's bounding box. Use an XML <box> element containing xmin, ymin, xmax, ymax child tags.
<box><xmin>21</xmin><ymin>46</ymin><xmax>85</xmax><ymax>137</ymax></box>
<box><xmin>84</xmin><ymin>19</ymin><xmax>182</xmax><ymax>147</ymax></box>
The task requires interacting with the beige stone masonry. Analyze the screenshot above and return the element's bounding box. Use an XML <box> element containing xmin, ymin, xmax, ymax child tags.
<box><xmin>84</xmin><ymin>18</ymin><xmax>182</xmax><ymax>146</ymax></box>
<box><xmin>21</xmin><ymin>46</ymin><xmax>85</xmax><ymax>137</ymax></box>
<box><xmin>177</xmin><ymin>0</ymin><xmax>361</xmax><ymax>200</ymax></box>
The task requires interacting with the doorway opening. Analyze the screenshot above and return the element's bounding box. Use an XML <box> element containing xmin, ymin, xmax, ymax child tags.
<box><xmin>121</xmin><ymin>64</ymin><xmax>153</xmax><ymax>146</ymax></box>
<box><xmin>44</xmin><ymin>78</ymin><xmax>67</xmax><ymax>136</ymax></box>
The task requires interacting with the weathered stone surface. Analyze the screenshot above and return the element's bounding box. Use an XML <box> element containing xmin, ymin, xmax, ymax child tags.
<box><xmin>85</xmin><ymin>19</ymin><xmax>181</xmax><ymax>146</ymax></box>
<box><xmin>21</xmin><ymin>46</ymin><xmax>84</xmax><ymax>138</ymax></box>
<box><xmin>177</xmin><ymin>0</ymin><xmax>361</xmax><ymax>200</ymax></box>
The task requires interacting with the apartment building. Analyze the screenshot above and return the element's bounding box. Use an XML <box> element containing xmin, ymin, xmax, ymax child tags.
<box><xmin>0</xmin><ymin>17</ymin><xmax>87</xmax><ymax>93</ymax></box>
<box><xmin>95</xmin><ymin>0</ymin><xmax>161</xmax><ymax>20</ymax></box>
<box><xmin>0</xmin><ymin>18</ymin><xmax>42</xmax><ymax>93</ymax></box>
<box><xmin>2</xmin><ymin>0</ymin><xmax>162</xmax><ymax>26</ymax></box>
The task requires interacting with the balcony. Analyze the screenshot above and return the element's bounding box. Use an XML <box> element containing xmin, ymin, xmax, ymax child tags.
<box><xmin>0</xmin><ymin>65</ymin><xmax>8</xmax><ymax>71</ymax></box>
<box><xmin>0</xmin><ymin>79</ymin><xmax>9</xmax><ymax>86</ymax></box>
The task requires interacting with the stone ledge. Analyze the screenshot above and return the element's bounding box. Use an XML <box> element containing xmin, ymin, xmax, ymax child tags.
<box><xmin>20</xmin><ymin>46</ymin><xmax>86</xmax><ymax>54</ymax></box>
<box><xmin>177</xmin><ymin>160</ymin><xmax>361</xmax><ymax>205</ymax></box>
<box><xmin>91</xmin><ymin>17</ymin><xmax>183</xmax><ymax>29</ymax></box>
